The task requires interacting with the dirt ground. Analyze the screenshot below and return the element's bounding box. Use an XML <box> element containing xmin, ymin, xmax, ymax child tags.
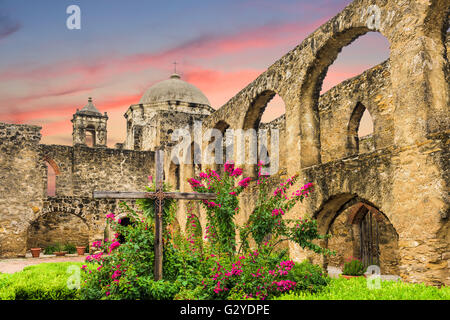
<box><xmin>0</xmin><ymin>255</ymin><xmax>87</xmax><ymax>274</ymax></box>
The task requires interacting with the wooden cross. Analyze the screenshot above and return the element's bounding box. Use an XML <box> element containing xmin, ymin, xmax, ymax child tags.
<box><xmin>93</xmin><ymin>149</ymin><xmax>216</xmax><ymax>281</ymax></box>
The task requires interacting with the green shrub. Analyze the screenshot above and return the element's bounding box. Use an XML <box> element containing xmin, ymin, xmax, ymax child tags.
<box><xmin>0</xmin><ymin>262</ymin><xmax>82</xmax><ymax>300</ymax></box>
<box><xmin>44</xmin><ymin>245</ymin><xmax>57</xmax><ymax>255</ymax></box>
<box><xmin>174</xmin><ymin>286</ymin><xmax>204</xmax><ymax>300</ymax></box>
<box><xmin>286</xmin><ymin>260</ymin><xmax>330</xmax><ymax>293</ymax></box>
<box><xmin>63</xmin><ymin>243</ymin><xmax>77</xmax><ymax>254</ymax></box>
<box><xmin>342</xmin><ymin>257</ymin><xmax>366</xmax><ymax>276</ymax></box>
<box><xmin>274</xmin><ymin>277</ymin><xmax>450</xmax><ymax>300</ymax></box>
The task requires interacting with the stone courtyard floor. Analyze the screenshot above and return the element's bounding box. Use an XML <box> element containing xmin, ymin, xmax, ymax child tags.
<box><xmin>0</xmin><ymin>254</ymin><xmax>87</xmax><ymax>274</ymax></box>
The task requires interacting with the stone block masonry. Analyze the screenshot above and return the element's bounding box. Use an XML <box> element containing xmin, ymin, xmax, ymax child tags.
<box><xmin>0</xmin><ymin>122</ymin><xmax>155</xmax><ymax>257</ymax></box>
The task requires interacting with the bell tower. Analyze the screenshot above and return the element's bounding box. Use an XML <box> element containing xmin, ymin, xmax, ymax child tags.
<box><xmin>71</xmin><ymin>97</ymin><xmax>108</xmax><ymax>147</ymax></box>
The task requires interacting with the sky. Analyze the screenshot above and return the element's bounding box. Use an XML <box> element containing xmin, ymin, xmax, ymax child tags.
<box><xmin>0</xmin><ymin>0</ymin><xmax>390</xmax><ymax>147</ymax></box>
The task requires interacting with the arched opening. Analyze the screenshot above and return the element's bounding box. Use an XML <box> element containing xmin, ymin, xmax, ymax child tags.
<box><xmin>27</xmin><ymin>211</ymin><xmax>89</xmax><ymax>252</ymax></box>
<box><xmin>242</xmin><ymin>90</ymin><xmax>286</xmax><ymax>177</ymax></box>
<box><xmin>347</xmin><ymin>102</ymin><xmax>375</xmax><ymax>155</ymax></box>
<box><xmin>321</xmin><ymin>33</ymin><xmax>390</xmax><ymax>94</ymax></box>
<box><xmin>314</xmin><ymin>194</ymin><xmax>399</xmax><ymax>275</ymax></box>
<box><xmin>208</xmin><ymin>120</ymin><xmax>230</xmax><ymax>174</ymax></box>
<box><xmin>85</xmin><ymin>129</ymin><xmax>95</xmax><ymax>147</ymax></box>
<box><xmin>133</xmin><ymin>126</ymin><xmax>143</xmax><ymax>151</ymax></box>
<box><xmin>44</xmin><ymin>158</ymin><xmax>60</xmax><ymax>197</ymax></box>
<box><xmin>296</xmin><ymin>27</ymin><xmax>390</xmax><ymax>168</ymax></box>
<box><xmin>169</xmin><ymin>161</ymin><xmax>181</xmax><ymax>191</ymax></box>
<box><xmin>117</xmin><ymin>217</ymin><xmax>132</xmax><ymax>244</ymax></box>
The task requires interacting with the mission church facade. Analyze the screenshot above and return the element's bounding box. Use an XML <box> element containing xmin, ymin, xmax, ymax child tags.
<box><xmin>0</xmin><ymin>0</ymin><xmax>448</xmax><ymax>286</ymax></box>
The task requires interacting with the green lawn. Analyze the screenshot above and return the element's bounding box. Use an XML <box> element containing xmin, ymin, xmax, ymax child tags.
<box><xmin>274</xmin><ymin>277</ymin><xmax>450</xmax><ymax>300</ymax></box>
<box><xmin>0</xmin><ymin>262</ymin><xmax>83</xmax><ymax>300</ymax></box>
<box><xmin>0</xmin><ymin>262</ymin><xmax>448</xmax><ymax>300</ymax></box>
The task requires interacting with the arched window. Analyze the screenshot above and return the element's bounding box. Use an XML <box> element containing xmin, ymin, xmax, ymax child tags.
<box><xmin>44</xmin><ymin>158</ymin><xmax>60</xmax><ymax>197</ymax></box>
<box><xmin>347</xmin><ymin>102</ymin><xmax>374</xmax><ymax>155</ymax></box>
<box><xmin>46</xmin><ymin>163</ymin><xmax>56</xmax><ymax>197</ymax></box>
<box><xmin>85</xmin><ymin>130</ymin><xmax>95</xmax><ymax>147</ymax></box>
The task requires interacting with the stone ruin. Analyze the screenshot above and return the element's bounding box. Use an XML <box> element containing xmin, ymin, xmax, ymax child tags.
<box><xmin>0</xmin><ymin>0</ymin><xmax>448</xmax><ymax>286</ymax></box>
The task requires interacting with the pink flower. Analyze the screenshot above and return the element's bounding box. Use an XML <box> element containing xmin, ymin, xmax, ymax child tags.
<box><xmin>106</xmin><ymin>213</ymin><xmax>115</xmax><ymax>220</ymax></box>
<box><xmin>231</xmin><ymin>168</ymin><xmax>243</xmax><ymax>177</ymax></box>
<box><xmin>109</xmin><ymin>241</ymin><xmax>120</xmax><ymax>252</ymax></box>
<box><xmin>224</xmin><ymin>162</ymin><xmax>235</xmax><ymax>173</ymax></box>
<box><xmin>148</xmin><ymin>175</ymin><xmax>153</xmax><ymax>182</ymax></box>
<box><xmin>238</xmin><ymin>177</ymin><xmax>251</xmax><ymax>187</ymax></box>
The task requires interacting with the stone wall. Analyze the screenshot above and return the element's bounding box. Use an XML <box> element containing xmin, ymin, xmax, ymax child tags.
<box><xmin>0</xmin><ymin>123</ymin><xmax>44</xmax><ymax>257</ymax></box>
<box><xmin>201</xmin><ymin>0</ymin><xmax>449</xmax><ymax>286</ymax></box>
<box><xmin>0</xmin><ymin>122</ymin><xmax>156</xmax><ymax>257</ymax></box>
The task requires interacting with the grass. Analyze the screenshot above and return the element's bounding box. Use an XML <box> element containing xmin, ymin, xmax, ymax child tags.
<box><xmin>274</xmin><ymin>277</ymin><xmax>450</xmax><ymax>300</ymax></box>
<box><xmin>0</xmin><ymin>262</ymin><xmax>448</xmax><ymax>300</ymax></box>
<box><xmin>0</xmin><ymin>262</ymin><xmax>83</xmax><ymax>300</ymax></box>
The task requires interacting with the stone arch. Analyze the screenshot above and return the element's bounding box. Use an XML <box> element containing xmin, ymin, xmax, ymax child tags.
<box><xmin>297</xmin><ymin>26</ymin><xmax>390</xmax><ymax>166</ymax></box>
<box><xmin>27</xmin><ymin>206</ymin><xmax>90</xmax><ymax>251</ymax></box>
<box><xmin>346</xmin><ymin>102</ymin><xmax>375</xmax><ymax>156</ymax></box>
<box><xmin>241</xmin><ymin>89</ymin><xmax>286</xmax><ymax>177</ymax></box>
<box><xmin>313</xmin><ymin>193</ymin><xmax>399</xmax><ymax>274</ymax></box>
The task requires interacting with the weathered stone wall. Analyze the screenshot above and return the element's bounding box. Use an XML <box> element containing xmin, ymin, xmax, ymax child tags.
<box><xmin>123</xmin><ymin>102</ymin><xmax>213</xmax><ymax>151</ymax></box>
<box><xmin>0</xmin><ymin>123</ymin><xmax>44</xmax><ymax>257</ymax></box>
<box><xmin>69</xmin><ymin>146</ymin><xmax>154</xmax><ymax>198</ymax></box>
<box><xmin>201</xmin><ymin>0</ymin><xmax>449</xmax><ymax>286</ymax></box>
<box><xmin>0</xmin><ymin>122</ymin><xmax>156</xmax><ymax>257</ymax></box>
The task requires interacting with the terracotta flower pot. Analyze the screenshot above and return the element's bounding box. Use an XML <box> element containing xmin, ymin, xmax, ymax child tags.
<box><xmin>54</xmin><ymin>251</ymin><xmax>67</xmax><ymax>257</ymax></box>
<box><xmin>30</xmin><ymin>248</ymin><xmax>41</xmax><ymax>258</ymax></box>
<box><xmin>340</xmin><ymin>274</ymin><xmax>366</xmax><ymax>279</ymax></box>
<box><xmin>76</xmin><ymin>246</ymin><xmax>86</xmax><ymax>256</ymax></box>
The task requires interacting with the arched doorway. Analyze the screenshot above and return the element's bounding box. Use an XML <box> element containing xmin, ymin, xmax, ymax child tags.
<box><xmin>27</xmin><ymin>211</ymin><xmax>90</xmax><ymax>252</ymax></box>
<box><xmin>315</xmin><ymin>195</ymin><xmax>399</xmax><ymax>275</ymax></box>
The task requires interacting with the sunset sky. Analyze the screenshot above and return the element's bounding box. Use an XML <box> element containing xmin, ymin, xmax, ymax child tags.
<box><xmin>0</xmin><ymin>0</ymin><xmax>390</xmax><ymax>147</ymax></box>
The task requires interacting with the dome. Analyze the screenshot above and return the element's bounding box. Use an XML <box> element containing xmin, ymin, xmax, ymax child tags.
<box><xmin>139</xmin><ymin>73</ymin><xmax>210</xmax><ymax>106</ymax></box>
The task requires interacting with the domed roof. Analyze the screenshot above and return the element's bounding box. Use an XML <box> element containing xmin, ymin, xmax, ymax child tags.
<box><xmin>139</xmin><ymin>73</ymin><xmax>210</xmax><ymax>106</ymax></box>
<box><xmin>76</xmin><ymin>97</ymin><xmax>101</xmax><ymax>115</ymax></box>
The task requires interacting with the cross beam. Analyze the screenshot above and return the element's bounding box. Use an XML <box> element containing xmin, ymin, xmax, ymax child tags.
<box><xmin>93</xmin><ymin>191</ymin><xmax>217</xmax><ymax>200</ymax></box>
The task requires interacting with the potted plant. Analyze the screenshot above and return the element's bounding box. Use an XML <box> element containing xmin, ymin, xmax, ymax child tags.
<box><xmin>340</xmin><ymin>257</ymin><xmax>366</xmax><ymax>279</ymax></box>
<box><xmin>53</xmin><ymin>243</ymin><xmax>67</xmax><ymax>257</ymax></box>
<box><xmin>30</xmin><ymin>248</ymin><xmax>41</xmax><ymax>258</ymax></box>
<box><xmin>76</xmin><ymin>245</ymin><xmax>86</xmax><ymax>256</ymax></box>
<box><xmin>63</xmin><ymin>243</ymin><xmax>76</xmax><ymax>255</ymax></box>
<box><xmin>44</xmin><ymin>245</ymin><xmax>56</xmax><ymax>255</ymax></box>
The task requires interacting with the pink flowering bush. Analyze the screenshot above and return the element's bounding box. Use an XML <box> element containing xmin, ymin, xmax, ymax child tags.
<box><xmin>188</xmin><ymin>163</ymin><xmax>251</xmax><ymax>255</ymax></box>
<box><xmin>239</xmin><ymin>162</ymin><xmax>333</xmax><ymax>256</ymax></box>
<box><xmin>80</xmin><ymin>200</ymin><xmax>182</xmax><ymax>300</ymax></box>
